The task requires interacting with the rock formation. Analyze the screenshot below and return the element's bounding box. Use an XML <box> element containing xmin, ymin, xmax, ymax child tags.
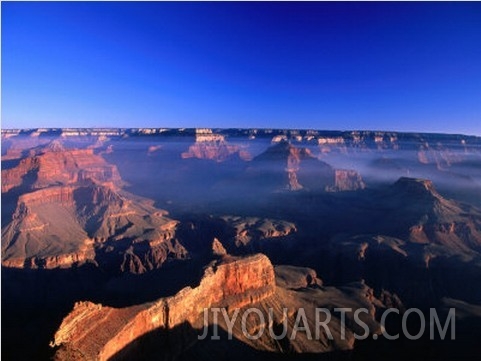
<box><xmin>51</xmin><ymin>254</ymin><xmax>390</xmax><ymax>361</ymax></box>
<box><xmin>181</xmin><ymin>129</ymin><xmax>251</xmax><ymax>162</ymax></box>
<box><xmin>1</xmin><ymin>181</ymin><xmax>181</xmax><ymax>271</ymax></box>
<box><xmin>326</xmin><ymin>169</ymin><xmax>366</xmax><ymax>192</ymax></box>
<box><xmin>274</xmin><ymin>265</ymin><xmax>323</xmax><ymax>289</ymax></box>
<box><xmin>250</xmin><ymin>141</ymin><xmax>334</xmax><ymax>192</ymax></box>
<box><xmin>211</xmin><ymin>237</ymin><xmax>227</xmax><ymax>256</ymax></box>
<box><xmin>1</xmin><ymin>141</ymin><xmax>182</xmax><ymax>272</ymax></box>
<box><xmin>51</xmin><ymin>254</ymin><xmax>276</xmax><ymax>360</ymax></box>
<box><xmin>221</xmin><ymin>216</ymin><xmax>297</xmax><ymax>249</ymax></box>
<box><xmin>3</xmin><ymin>129</ymin><xmax>481</xmax><ymax>361</ymax></box>
<box><xmin>386</xmin><ymin>177</ymin><xmax>481</xmax><ymax>251</ymax></box>
<box><xmin>1</xmin><ymin>141</ymin><xmax>122</xmax><ymax>193</ymax></box>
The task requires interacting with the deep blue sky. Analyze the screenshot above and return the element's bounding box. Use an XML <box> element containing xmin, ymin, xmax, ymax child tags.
<box><xmin>2</xmin><ymin>2</ymin><xmax>481</xmax><ymax>135</ymax></box>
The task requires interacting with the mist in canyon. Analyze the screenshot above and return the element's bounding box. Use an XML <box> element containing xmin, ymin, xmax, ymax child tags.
<box><xmin>2</xmin><ymin>128</ymin><xmax>481</xmax><ymax>361</ymax></box>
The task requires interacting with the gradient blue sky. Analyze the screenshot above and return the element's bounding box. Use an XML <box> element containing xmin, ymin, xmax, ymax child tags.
<box><xmin>2</xmin><ymin>2</ymin><xmax>481</xmax><ymax>135</ymax></box>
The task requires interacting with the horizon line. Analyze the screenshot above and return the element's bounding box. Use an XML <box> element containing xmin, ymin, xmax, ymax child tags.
<box><xmin>1</xmin><ymin>127</ymin><xmax>480</xmax><ymax>138</ymax></box>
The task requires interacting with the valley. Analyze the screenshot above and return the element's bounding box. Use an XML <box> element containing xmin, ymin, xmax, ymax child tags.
<box><xmin>2</xmin><ymin>128</ymin><xmax>481</xmax><ymax>360</ymax></box>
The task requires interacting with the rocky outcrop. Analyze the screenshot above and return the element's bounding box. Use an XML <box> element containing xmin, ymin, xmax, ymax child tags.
<box><xmin>52</xmin><ymin>257</ymin><xmax>393</xmax><ymax>361</ymax></box>
<box><xmin>285</xmin><ymin>145</ymin><xmax>305</xmax><ymax>190</ymax></box>
<box><xmin>15</xmin><ymin>185</ymin><xmax>76</xmax><ymax>208</ymax></box>
<box><xmin>221</xmin><ymin>216</ymin><xmax>297</xmax><ymax>248</ymax></box>
<box><xmin>392</xmin><ymin>177</ymin><xmax>437</xmax><ymax>196</ymax></box>
<box><xmin>1</xmin><ymin>182</ymin><xmax>180</xmax><ymax>271</ymax></box>
<box><xmin>1</xmin><ymin>141</ymin><xmax>122</xmax><ymax>193</ymax></box>
<box><xmin>34</xmin><ymin>147</ymin><xmax>122</xmax><ymax>188</ymax></box>
<box><xmin>211</xmin><ymin>237</ymin><xmax>227</xmax><ymax>256</ymax></box>
<box><xmin>181</xmin><ymin>129</ymin><xmax>251</xmax><ymax>162</ymax></box>
<box><xmin>385</xmin><ymin>177</ymin><xmax>481</xmax><ymax>251</ymax></box>
<box><xmin>274</xmin><ymin>265</ymin><xmax>323</xmax><ymax>289</ymax></box>
<box><xmin>51</xmin><ymin>254</ymin><xmax>276</xmax><ymax>361</ymax></box>
<box><xmin>326</xmin><ymin>169</ymin><xmax>366</xmax><ymax>192</ymax></box>
<box><xmin>1</xmin><ymin>140</ymin><xmax>183</xmax><ymax>272</ymax></box>
<box><xmin>251</xmin><ymin>141</ymin><xmax>335</xmax><ymax>192</ymax></box>
<box><xmin>1</xmin><ymin>156</ymin><xmax>39</xmax><ymax>193</ymax></box>
<box><xmin>2</xmin><ymin>185</ymin><xmax>93</xmax><ymax>268</ymax></box>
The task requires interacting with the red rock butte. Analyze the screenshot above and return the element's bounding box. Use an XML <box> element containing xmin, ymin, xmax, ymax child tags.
<box><xmin>51</xmin><ymin>254</ymin><xmax>276</xmax><ymax>361</ymax></box>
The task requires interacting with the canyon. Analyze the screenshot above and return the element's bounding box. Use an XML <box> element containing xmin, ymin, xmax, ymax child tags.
<box><xmin>2</xmin><ymin>128</ymin><xmax>481</xmax><ymax>361</ymax></box>
<box><xmin>52</xmin><ymin>254</ymin><xmax>391</xmax><ymax>361</ymax></box>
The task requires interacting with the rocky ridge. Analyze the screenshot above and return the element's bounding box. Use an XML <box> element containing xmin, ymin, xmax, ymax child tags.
<box><xmin>51</xmin><ymin>254</ymin><xmax>276</xmax><ymax>360</ymax></box>
<box><xmin>1</xmin><ymin>143</ymin><xmax>122</xmax><ymax>193</ymax></box>
<box><xmin>1</xmin><ymin>181</ymin><xmax>180</xmax><ymax>271</ymax></box>
<box><xmin>1</xmin><ymin>141</ymin><xmax>182</xmax><ymax>271</ymax></box>
<box><xmin>387</xmin><ymin>177</ymin><xmax>481</xmax><ymax>251</ymax></box>
<box><xmin>51</xmin><ymin>253</ymin><xmax>390</xmax><ymax>361</ymax></box>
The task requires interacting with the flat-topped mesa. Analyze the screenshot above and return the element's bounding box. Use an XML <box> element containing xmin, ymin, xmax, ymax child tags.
<box><xmin>392</xmin><ymin>177</ymin><xmax>438</xmax><ymax>199</ymax></box>
<box><xmin>181</xmin><ymin>130</ymin><xmax>250</xmax><ymax>161</ymax></box>
<box><xmin>52</xmin><ymin>254</ymin><xmax>276</xmax><ymax>361</ymax></box>
<box><xmin>194</xmin><ymin>128</ymin><xmax>226</xmax><ymax>143</ymax></box>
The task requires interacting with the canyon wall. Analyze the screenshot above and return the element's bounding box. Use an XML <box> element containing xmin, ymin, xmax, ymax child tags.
<box><xmin>52</xmin><ymin>254</ymin><xmax>276</xmax><ymax>361</ymax></box>
<box><xmin>1</xmin><ymin>146</ymin><xmax>121</xmax><ymax>193</ymax></box>
<box><xmin>326</xmin><ymin>169</ymin><xmax>366</xmax><ymax>192</ymax></box>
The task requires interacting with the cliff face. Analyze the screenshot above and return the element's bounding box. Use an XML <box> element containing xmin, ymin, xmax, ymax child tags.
<box><xmin>326</xmin><ymin>169</ymin><xmax>366</xmax><ymax>192</ymax></box>
<box><xmin>384</xmin><ymin>177</ymin><xmax>481</xmax><ymax>251</ymax></box>
<box><xmin>1</xmin><ymin>140</ymin><xmax>184</xmax><ymax>272</ymax></box>
<box><xmin>182</xmin><ymin>142</ymin><xmax>249</xmax><ymax>162</ymax></box>
<box><xmin>1</xmin><ymin>142</ymin><xmax>122</xmax><ymax>193</ymax></box>
<box><xmin>417</xmin><ymin>142</ymin><xmax>465</xmax><ymax>169</ymax></box>
<box><xmin>285</xmin><ymin>145</ymin><xmax>306</xmax><ymax>190</ymax></box>
<box><xmin>1</xmin><ymin>156</ymin><xmax>39</xmax><ymax>193</ymax></box>
<box><xmin>52</xmin><ymin>256</ymin><xmax>392</xmax><ymax>361</ymax></box>
<box><xmin>1</xmin><ymin>185</ymin><xmax>93</xmax><ymax>268</ymax></box>
<box><xmin>251</xmin><ymin>141</ymin><xmax>334</xmax><ymax>192</ymax></box>
<box><xmin>181</xmin><ymin>130</ymin><xmax>251</xmax><ymax>162</ymax></box>
<box><xmin>52</xmin><ymin>254</ymin><xmax>276</xmax><ymax>361</ymax></box>
<box><xmin>15</xmin><ymin>185</ymin><xmax>76</xmax><ymax>208</ymax></box>
<box><xmin>1</xmin><ymin>182</ymin><xmax>181</xmax><ymax>271</ymax></box>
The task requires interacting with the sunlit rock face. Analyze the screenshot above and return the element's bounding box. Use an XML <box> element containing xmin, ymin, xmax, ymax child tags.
<box><xmin>1</xmin><ymin>141</ymin><xmax>122</xmax><ymax>193</ymax></box>
<box><xmin>326</xmin><ymin>169</ymin><xmax>366</xmax><ymax>192</ymax></box>
<box><xmin>52</xmin><ymin>255</ymin><xmax>392</xmax><ymax>361</ymax></box>
<box><xmin>181</xmin><ymin>129</ymin><xmax>251</xmax><ymax>162</ymax></box>
<box><xmin>1</xmin><ymin>141</ymin><xmax>182</xmax><ymax>272</ymax></box>
<box><xmin>51</xmin><ymin>254</ymin><xmax>276</xmax><ymax>361</ymax></box>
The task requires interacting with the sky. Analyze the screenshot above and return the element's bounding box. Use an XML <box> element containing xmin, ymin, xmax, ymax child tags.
<box><xmin>2</xmin><ymin>1</ymin><xmax>481</xmax><ymax>135</ymax></box>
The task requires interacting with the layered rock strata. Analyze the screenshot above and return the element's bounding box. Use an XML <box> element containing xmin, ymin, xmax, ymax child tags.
<box><xmin>51</xmin><ymin>254</ymin><xmax>276</xmax><ymax>360</ymax></box>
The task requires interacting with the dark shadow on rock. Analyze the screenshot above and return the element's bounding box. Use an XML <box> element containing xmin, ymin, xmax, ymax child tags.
<box><xmin>1</xmin><ymin>258</ymin><xmax>207</xmax><ymax>361</ymax></box>
<box><xmin>107</xmin><ymin>322</ymin><xmax>354</xmax><ymax>361</ymax></box>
